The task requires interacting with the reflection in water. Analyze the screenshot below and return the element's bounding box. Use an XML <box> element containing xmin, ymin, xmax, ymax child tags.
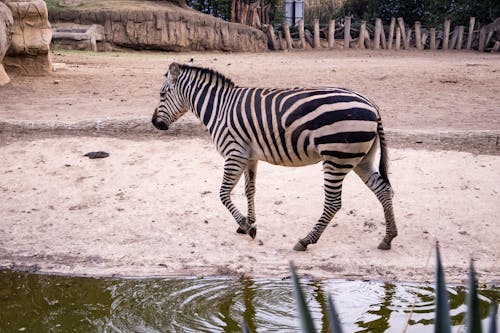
<box><xmin>0</xmin><ymin>270</ymin><xmax>498</xmax><ymax>332</ymax></box>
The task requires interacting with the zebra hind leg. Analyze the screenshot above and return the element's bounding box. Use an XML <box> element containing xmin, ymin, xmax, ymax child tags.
<box><xmin>220</xmin><ymin>157</ymin><xmax>256</xmax><ymax>239</ymax></box>
<box><xmin>355</xmin><ymin>167</ymin><xmax>397</xmax><ymax>250</ymax></box>
<box><xmin>236</xmin><ymin>160</ymin><xmax>258</xmax><ymax>238</ymax></box>
<box><xmin>293</xmin><ymin>161</ymin><xmax>344</xmax><ymax>251</ymax></box>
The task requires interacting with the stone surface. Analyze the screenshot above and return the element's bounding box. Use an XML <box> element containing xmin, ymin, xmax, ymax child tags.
<box><xmin>0</xmin><ymin>1</ymin><xmax>13</xmax><ymax>85</ymax></box>
<box><xmin>49</xmin><ymin>7</ymin><xmax>268</xmax><ymax>52</ymax></box>
<box><xmin>2</xmin><ymin>0</ymin><xmax>53</xmax><ymax>75</ymax></box>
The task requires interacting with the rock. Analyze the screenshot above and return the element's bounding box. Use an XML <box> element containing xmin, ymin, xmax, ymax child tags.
<box><xmin>2</xmin><ymin>0</ymin><xmax>53</xmax><ymax>75</ymax></box>
<box><xmin>49</xmin><ymin>7</ymin><xmax>268</xmax><ymax>52</ymax></box>
<box><xmin>0</xmin><ymin>1</ymin><xmax>13</xmax><ymax>85</ymax></box>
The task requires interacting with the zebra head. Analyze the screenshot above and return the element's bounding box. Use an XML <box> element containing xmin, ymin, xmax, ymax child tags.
<box><xmin>152</xmin><ymin>62</ymin><xmax>188</xmax><ymax>131</ymax></box>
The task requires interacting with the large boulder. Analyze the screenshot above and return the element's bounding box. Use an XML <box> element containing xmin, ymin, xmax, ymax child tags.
<box><xmin>1</xmin><ymin>0</ymin><xmax>52</xmax><ymax>75</ymax></box>
<box><xmin>0</xmin><ymin>1</ymin><xmax>13</xmax><ymax>85</ymax></box>
<box><xmin>49</xmin><ymin>5</ymin><xmax>268</xmax><ymax>52</ymax></box>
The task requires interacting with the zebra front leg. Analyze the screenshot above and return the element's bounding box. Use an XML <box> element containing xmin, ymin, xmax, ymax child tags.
<box><xmin>237</xmin><ymin>160</ymin><xmax>258</xmax><ymax>236</ymax></box>
<box><xmin>294</xmin><ymin>163</ymin><xmax>344</xmax><ymax>251</ymax></box>
<box><xmin>220</xmin><ymin>156</ymin><xmax>257</xmax><ymax>239</ymax></box>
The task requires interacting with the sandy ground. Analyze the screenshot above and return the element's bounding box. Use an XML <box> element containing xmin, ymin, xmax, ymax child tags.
<box><xmin>0</xmin><ymin>49</ymin><xmax>499</xmax><ymax>283</ymax></box>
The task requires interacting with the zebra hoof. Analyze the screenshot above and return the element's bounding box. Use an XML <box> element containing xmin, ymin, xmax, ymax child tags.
<box><xmin>377</xmin><ymin>241</ymin><xmax>391</xmax><ymax>250</ymax></box>
<box><xmin>293</xmin><ymin>240</ymin><xmax>307</xmax><ymax>251</ymax></box>
<box><xmin>248</xmin><ymin>226</ymin><xmax>257</xmax><ymax>239</ymax></box>
<box><xmin>236</xmin><ymin>227</ymin><xmax>246</xmax><ymax>234</ymax></box>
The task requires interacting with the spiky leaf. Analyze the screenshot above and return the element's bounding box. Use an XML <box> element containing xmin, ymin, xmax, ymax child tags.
<box><xmin>466</xmin><ymin>260</ymin><xmax>482</xmax><ymax>333</ymax></box>
<box><xmin>241</xmin><ymin>320</ymin><xmax>251</xmax><ymax>333</ymax></box>
<box><xmin>434</xmin><ymin>242</ymin><xmax>452</xmax><ymax>333</ymax></box>
<box><xmin>327</xmin><ymin>295</ymin><xmax>344</xmax><ymax>333</ymax></box>
<box><xmin>290</xmin><ymin>262</ymin><xmax>317</xmax><ymax>333</ymax></box>
<box><xmin>488</xmin><ymin>303</ymin><xmax>498</xmax><ymax>333</ymax></box>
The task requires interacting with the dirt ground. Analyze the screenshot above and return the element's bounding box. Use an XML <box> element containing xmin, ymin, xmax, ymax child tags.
<box><xmin>0</xmin><ymin>49</ymin><xmax>499</xmax><ymax>283</ymax></box>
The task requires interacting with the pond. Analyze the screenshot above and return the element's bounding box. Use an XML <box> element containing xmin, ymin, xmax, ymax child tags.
<box><xmin>0</xmin><ymin>269</ymin><xmax>498</xmax><ymax>332</ymax></box>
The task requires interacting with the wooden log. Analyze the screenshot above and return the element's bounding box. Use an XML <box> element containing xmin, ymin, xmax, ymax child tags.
<box><xmin>283</xmin><ymin>21</ymin><xmax>293</xmax><ymax>49</ymax></box>
<box><xmin>449</xmin><ymin>26</ymin><xmax>459</xmax><ymax>49</ymax></box>
<box><xmin>344</xmin><ymin>16</ymin><xmax>351</xmax><ymax>49</ymax></box>
<box><xmin>492</xmin><ymin>41</ymin><xmax>500</xmax><ymax>52</ymax></box>
<box><xmin>387</xmin><ymin>17</ymin><xmax>395</xmax><ymax>49</ymax></box>
<box><xmin>456</xmin><ymin>25</ymin><xmax>464</xmax><ymax>50</ymax></box>
<box><xmin>466</xmin><ymin>17</ymin><xmax>475</xmax><ymax>50</ymax></box>
<box><xmin>304</xmin><ymin>29</ymin><xmax>314</xmax><ymax>48</ymax></box>
<box><xmin>374</xmin><ymin>18</ymin><xmax>382</xmax><ymax>49</ymax></box>
<box><xmin>395</xmin><ymin>26</ymin><xmax>401</xmax><ymax>50</ymax></box>
<box><xmin>421</xmin><ymin>31</ymin><xmax>428</xmax><ymax>49</ymax></box>
<box><xmin>267</xmin><ymin>24</ymin><xmax>279</xmax><ymax>50</ymax></box>
<box><xmin>430</xmin><ymin>27</ymin><xmax>436</xmax><ymax>50</ymax></box>
<box><xmin>397</xmin><ymin>17</ymin><xmax>407</xmax><ymax>49</ymax></box>
<box><xmin>298</xmin><ymin>19</ymin><xmax>305</xmax><ymax>48</ymax></box>
<box><xmin>359</xmin><ymin>20</ymin><xmax>366</xmax><ymax>49</ymax></box>
<box><xmin>380</xmin><ymin>20</ymin><xmax>387</xmax><ymax>49</ymax></box>
<box><xmin>313</xmin><ymin>18</ymin><xmax>320</xmax><ymax>48</ymax></box>
<box><xmin>443</xmin><ymin>19</ymin><xmax>451</xmax><ymax>50</ymax></box>
<box><xmin>406</xmin><ymin>28</ymin><xmax>412</xmax><ymax>49</ymax></box>
<box><xmin>415</xmin><ymin>21</ymin><xmax>422</xmax><ymax>49</ymax></box>
<box><xmin>328</xmin><ymin>19</ymin><xmax>335</xmax><ymax>48</ymax></box>
<box><xmin>364</xmin><ymin>29</ymin><xmax>371</xmax><ymax>49</ymax></box>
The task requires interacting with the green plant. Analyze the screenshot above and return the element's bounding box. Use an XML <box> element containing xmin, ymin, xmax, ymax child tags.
<box><xmin>242</xmin><ymin>245</ymin><xmax>498</xmax><ymax>332</ymax></box>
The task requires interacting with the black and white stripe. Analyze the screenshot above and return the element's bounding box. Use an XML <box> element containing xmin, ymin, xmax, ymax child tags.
<box><xmin>152</xmin><ymin>63</ymin><xmax>397</xmax><ymax>251</ymax></box>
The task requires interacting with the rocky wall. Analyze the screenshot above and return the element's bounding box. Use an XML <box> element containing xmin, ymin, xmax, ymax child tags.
<box><xmin>1</xmin><ymin>0</ymin><xmax>53</xmax><ymax>76</ymax></box>
<box><xmin>0</xmin><ymin>1</ymin><xmax>13</xmax><ymax>85</ymax></box>
<box><xmin>49</xmin><ymin>8</ymin><xmax>268</xmax><ymax>52</ymax></box>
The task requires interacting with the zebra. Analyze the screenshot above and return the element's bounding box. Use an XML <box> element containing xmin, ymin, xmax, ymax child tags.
<box><xmin>152</xmin><ymin>62</ymin><xmax>397</xmax><ymax>251</ymax></box>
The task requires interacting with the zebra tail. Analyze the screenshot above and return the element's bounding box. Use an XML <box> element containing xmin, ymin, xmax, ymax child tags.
<box><xmin>377</xmin><ymin>117</ymin><xmax>391</xmax><ymax>188</ymax></box>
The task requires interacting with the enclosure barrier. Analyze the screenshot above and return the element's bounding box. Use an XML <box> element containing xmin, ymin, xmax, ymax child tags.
<box><xmin>265</xmin><ymin>16</ymin><xmax>500</xmax><ymax>52</ymax></box>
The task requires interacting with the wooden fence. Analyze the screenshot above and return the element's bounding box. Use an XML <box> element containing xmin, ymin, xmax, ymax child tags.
<box><xmin>266</xmin><ymin>16</ymin><xmax>500</xmax><ymax>52</ymax></box>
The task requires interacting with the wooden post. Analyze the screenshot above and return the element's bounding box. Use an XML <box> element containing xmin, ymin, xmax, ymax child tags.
<box><xmin>313</xmin><ymin>18</ymin><xmax>320</xmax><ymax>48</ymax></box>
<box><xmin>466</xmin><ymin>17</ymin><xmax>475</xmax><ymax>50</ymax></box>
<box><xmin>359</xmin><ymin>20</ymin><xmax>366</xmax><ymax>49</ymax></box>
<box><xmin>397</xmin><ymin>17</ymin><xmax>407</xmax><ymax>49</ymax></box>
<box><xmin>456</xmin><ymin>26</ymin><xmax>464</xmax><ymax>50</ymax></box>
<box><xmin>443</xmin><ymin>19</ymin><xmax>451</xmax><ymax>50</ymax></box>
<box><xmin>374</xmin><ymin>18</ymin><xmax>382</xmax><ymax>49</ymax></box>
<box><xmin>328</xmin><ymin>19</ymin><xmax>335</xmax><ymax>48</ymax></box>
<box><xmin>395</xmin><ymin>26</ymin><xmax>401</xmax><ymax>50</ymax></box>
<box><xmin>421</xmin><ymin>31</ymin><xmax>428</xmax><ymax>49</ymax></box>
<box><xmin>380</xmin><ymin>21</ymin><xmax>387</xmax><ymax>49</ymax></box>
<box><xmin>449</xmin><ymin>26</ymin><xmax>459</xmax><ymax>49</ymax></box>
<box><xmin>298</xmin><ymin>19</ymin><xmax>305</xmax><ymax>48</ymax></box>
<box><xmin>387</xmin><ymin>17</ymin><xmax>395</xmax><ymax>50</ymax></box>
<box><xmin>430</xmin><ymin>27</ymin><xmax>436</xmax><ymax>50</ymax></box>
<box><xmin>344</xmin><ymin>16</ymin><xmax>351</xmax><ymax>49</ymax></box>
<box><xmin>267</xmin><ymin>25</ymin><xmax>279</xmax><ymax>50</ymax></box>
<box><xmin>415</xmin><ymin>21</ymin><xmax>422</xmax><ymax>49</ymax></box>
<box><xmin>283</xmin><ymin>21</ymin><xmax>293</xmax><ymax>49</ymax></box>
<box><xmin>406</xmin><ymin>28</ymin><xmax>412</xmax><ymax>49</ymax></box>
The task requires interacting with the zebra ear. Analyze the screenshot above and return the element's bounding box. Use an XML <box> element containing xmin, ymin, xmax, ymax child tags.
<box><xmin>168</xmin><ymin>62</ymin><xmax>181</xmax><ymax>84</ymax></box>
<box><xmin>186</xmin><ymin>58</ymin><xmax>194</xmax><ymax>67</ymax></box>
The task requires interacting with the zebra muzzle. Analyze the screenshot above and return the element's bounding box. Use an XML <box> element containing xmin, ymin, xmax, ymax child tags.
<box><xmin>152</xmin><ymin>114</ymin><xmax>169</xmax><ymax>130</ymax></box>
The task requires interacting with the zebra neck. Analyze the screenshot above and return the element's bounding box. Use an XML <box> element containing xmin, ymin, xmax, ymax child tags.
<box><xmin>191</xmin><ymin>83</ymin><xmax>232</xmax><ymax>133</ymax></box>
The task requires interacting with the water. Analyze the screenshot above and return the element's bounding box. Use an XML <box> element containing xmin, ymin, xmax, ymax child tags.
<box><xmin>0</xmin><ymin>269</ymin><xmax>498</xmax><ymax>332</ymax></box>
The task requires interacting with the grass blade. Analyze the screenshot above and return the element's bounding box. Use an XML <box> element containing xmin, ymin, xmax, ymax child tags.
<box><xmin>488</xmin><ymin>302</ymin><xmax>498</xmax><ymax>333</ymax></box>
<box><xmin>290</xmin><ymin>262</ymin><xmax>317</xmax><ymax>333</ymax></box>
<box><xmin>326</xmin><ymin>295</ymin><xmax>343</xmax><ymax>333</ymax></box>
<box><xmin>434</xmin><ymin>242</ymin><xmax>452</xmax><ymax>333</ymax></box>
<box><xmin>466</xmin><ymin>260</ymin><xmax>482</xmax><ymax>333</ymax></box>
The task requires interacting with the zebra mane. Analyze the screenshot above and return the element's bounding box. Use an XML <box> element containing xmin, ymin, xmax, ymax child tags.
<box><xmin>179</xmin><ymin>64</ymin><xmax>236</xmax><ymax>88</ymax></box>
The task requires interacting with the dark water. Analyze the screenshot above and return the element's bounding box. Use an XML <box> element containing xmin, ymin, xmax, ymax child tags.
<box><xmin>0</xmin><ymin>270</ymin><xmax>498</xmax><ymax>333</ymax></box>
